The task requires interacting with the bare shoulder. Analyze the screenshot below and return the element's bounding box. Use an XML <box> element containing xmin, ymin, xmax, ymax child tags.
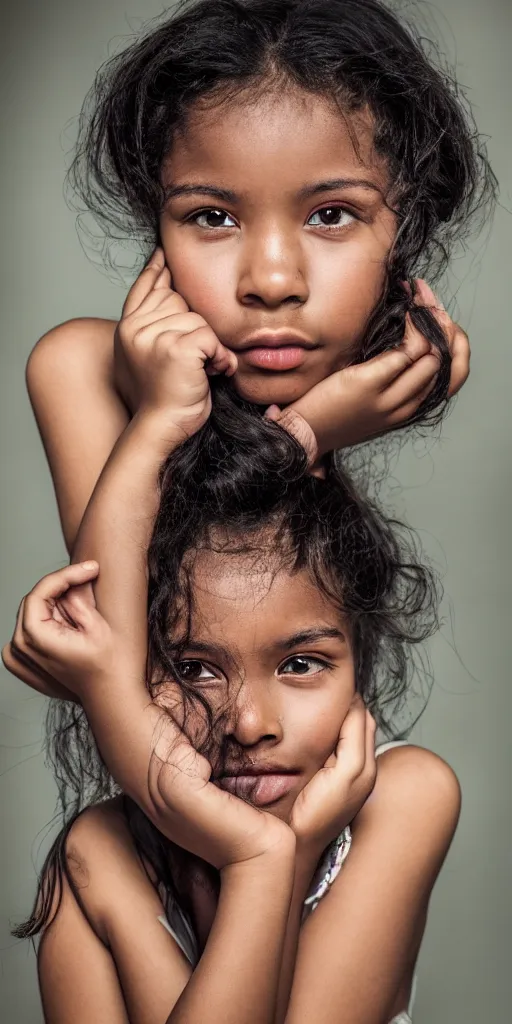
<box><xmin>65</xmin><ymin>796</ymin><xmax>144</xmax><ymax>880</ymax></box>
<box><xmin>37</xmin><ymin>798</ymin><xmax>190</xmax><ymax>1023</ymax></box>
<box><xmin>63</xmin><ymin>797</ymin><xmax>160</xmax><ymax>940</ymax></box>
<box><xmin>26</xmin><ymin>317</ymin><xmax>117</xmax><ymax>392</ymax></box>
<box><xmin>288</xmin><ymin>746</ymin><xmax>461</xmax><ymax>1021</ymax></box>
<box><xmin>25</xmin><ymin>317</ymin><xmax>129</xmax><ymax>551</ymax></box>
<box><xmin>354</xmin><ymin>743</ymin><xmax>461</xmax><ymax>855</ymax></box>
<box><xmin>65</xmin><ymin>795</ymin><xmax>134</xmax><ymax>860</ymax></box>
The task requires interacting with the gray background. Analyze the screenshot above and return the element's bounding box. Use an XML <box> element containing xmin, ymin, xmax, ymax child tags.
<box><xmin>0</xmin><ymin>1</ymin><xmax>510</xmax><ymax>1020</ymax></box>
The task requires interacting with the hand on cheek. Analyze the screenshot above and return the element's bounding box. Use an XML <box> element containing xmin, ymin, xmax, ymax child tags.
<box><xmin>265</xmin><ymin>277</ymin><xmax>470</xmax><ymax>461</ymax></box>
<box><xmin>289</xmin><ymin>695</ymin><xmax>376</xmax><ymax>854</ymax></box>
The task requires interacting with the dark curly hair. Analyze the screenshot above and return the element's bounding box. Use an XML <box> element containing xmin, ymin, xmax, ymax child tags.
<box><xmin>17</xmin><ymin>384</ymin><xmax>440</xmax><ymax>939</ymax></box>
<box><xmin>69</xmin><ymin>0</ymin><xmax>496</xmax><ymax>427</ymax></box>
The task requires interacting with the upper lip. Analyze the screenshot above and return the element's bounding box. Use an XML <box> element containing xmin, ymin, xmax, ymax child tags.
<box><xmin>214</xmin><ymin>763</ymin><xmax>299</xmax><ymax>779</ymax></box>
<box><xmin>237</xmin><ymin>329</ymin><xmax>318</xmax><ymax>351</ymax></box>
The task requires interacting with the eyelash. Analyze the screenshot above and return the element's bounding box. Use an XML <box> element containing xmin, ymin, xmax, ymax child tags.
<box><xmin>175</xmin><ymin>655</ymin><xmax>334</xmax><ymax>685</ymax></box>
<box><xmin>184</xmin><ymin>204</ymin><xmax>358</xmax><ymax>232</ymax></box>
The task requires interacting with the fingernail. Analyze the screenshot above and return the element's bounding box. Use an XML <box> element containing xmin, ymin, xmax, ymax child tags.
<box><xmin>80</xmin><ymin>561</ymin><xmax>98</xmax><ymax>570</ymax></box>
<box><xmin>264</xmin><ymin>404</ymin><xmax>281</xmax><ymax>421</ymax></box>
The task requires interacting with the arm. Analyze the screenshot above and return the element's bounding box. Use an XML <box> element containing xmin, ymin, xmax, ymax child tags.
<box><xmin>71</xmin><ymin>411</ymin><xmax>185</xmax><ymax>795</ymax></box>
<box><xmin>1</xmin><ymin>317</ymin><xmax>129</xmax><ymax>700</ymax></box>
<box><xmin>169</xmin><ymin>852</ymin><xmax>294</xmax><ymax>1024</ymax></box>
<box><xmin>284</xmin><ymin>745</ymin><xmax>461</xmax><ymax>1024</ymax></box>
<box><xmin>266</xmin><ymin>282</ymin><xmax>469</xmax><ymax>463</ymax></box>
<box><xmin>26</xmin><ymin>317</ymin><xmax>129</xmax><ymax>555</ymax></box>
<box><xmin>38</xmin><ymin>869</ymin><xmax>130</xmax><ymax>1024</ymax></box>
<box><xmin>40</xmin><ymin>799</ymin><xmax>296</xmax><ymax>1024</ymax></box>
<box><xmin>274</xmin><ymin>849</ymin><xmax>322</xmax><ymax>1024</ymax></box>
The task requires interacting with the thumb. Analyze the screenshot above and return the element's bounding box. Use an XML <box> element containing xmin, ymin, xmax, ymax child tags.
<box><xmin>23</xmin><ymin>562</ymin><xmax>100</xmax><ymax>633</ymax></box>
<box><xmin>264</xmin><ymin>406</ymin><xmax>319</xmax><ymax>466</ymax></box>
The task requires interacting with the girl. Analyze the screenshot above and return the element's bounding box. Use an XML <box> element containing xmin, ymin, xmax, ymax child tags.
<box><xmin>3</xmin><ymin>0</ymin><xmax>491</xmax><ymax>566</ymax></box>
<box><xmin>10</xmin><ymin>387</ymin><xmax>460</xmax><ymax>1024</ymax></box>
<box><xmin>2</xmin><ymin>0</ymin><xmax>489</xmax><ymax>1011</ymax></box>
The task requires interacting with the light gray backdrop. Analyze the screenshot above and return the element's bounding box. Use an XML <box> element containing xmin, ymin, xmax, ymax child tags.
<box><xmin>0</xmin><ymin>1</ymin><xmax>510</xmax><ymax>1021</ymax></box>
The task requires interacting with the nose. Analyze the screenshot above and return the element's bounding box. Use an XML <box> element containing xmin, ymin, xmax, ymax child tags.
<box><xmin>227</xmin><ymin>680</ymin><xmax>284</xmax><ymax>749</ymax></box>
<box><xmin>237</xmin><ymin>223</ymin><xmax>309</xmax><ymax>309</ymax></box>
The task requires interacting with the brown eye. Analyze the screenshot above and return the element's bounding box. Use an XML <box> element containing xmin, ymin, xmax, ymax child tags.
<box><xmin>193</xmin><ymin>209</ymin><xmax>236</xmax><ymax>229</ymax></box>
<box><xmin>176</xmin><ymin>660</ymin><xmax>215</xmax><ymax>682</ymax></box>
<box><xmin>308</xmin><ymin>206</ymin><xmax>354</xmax><ymax>228</ymax></box>
<box><xmin>279</xmin><ymin>656</ymin><xmax>328</xmax><ymax>676</ymax></box>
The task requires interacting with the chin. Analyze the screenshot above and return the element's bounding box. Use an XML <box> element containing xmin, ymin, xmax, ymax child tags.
<box><xmin>231</xmin><ymin>371</ymin><xmax>315</xmax><ymax>407</ymax></box>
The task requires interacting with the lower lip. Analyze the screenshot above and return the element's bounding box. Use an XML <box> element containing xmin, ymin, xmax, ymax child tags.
<box><xmin>217</xmin><ymin>773</ymin><xmax>299</xmax><ymax>806</ymax></box>
<box><xmin>242</xmin><ymin>346</ymin><xmax>308</xmax><ymax>370</ymax></box>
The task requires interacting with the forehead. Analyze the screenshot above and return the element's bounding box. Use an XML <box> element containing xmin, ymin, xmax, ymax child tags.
<box><xmin>183</xmin><ymin>547</ymin><xmax>346</xmax><ymax>644</ymax></box>
<box><xmin>164</xmin><ymin>86</ymin><xmax>388</xmax><ymax>195</ymax></box>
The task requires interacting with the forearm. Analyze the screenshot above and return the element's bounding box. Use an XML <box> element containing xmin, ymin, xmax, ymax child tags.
<box><xmin>71</xmin><ymin>412</ymin><xmax>183</xmax><ymax>661</ymax></box>
<box><xmin>169</xmin><ymin>850</ymin><xmax>296</xmax><ymax>1024</ymax></box>
<box><xmin>71</xmin><ymin>412</ymin><xmax>185</xmax><ymax>807</ymax></box>
<box><xmin>274</xmin><ymin>847</ymin><xmax>320</xmax><ymax>1024</ymax></box>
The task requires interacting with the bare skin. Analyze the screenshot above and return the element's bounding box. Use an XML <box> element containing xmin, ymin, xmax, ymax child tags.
<box><xmin>5</xmin><ymin>86</ymin><xmax>467</xmax><ymax>555</ymax></box>
<box><xmin>159</xmin><ymin>89</ymin><xmax>396</xmax><ymax>407</ymax></box>
<box><xmin>16</xmin><ymin>559</ymin><xmax>459</xmax><ymax>1024</ymax></box>
<box><xmin>6</xmin><ymin>295</ymin><xmax>461</xmax><ymax>1020</ymax></box>
<box><xmin>3</xmin><ymin>84</ymin><xmax>466</xmax><ymax>1023</ymax></box>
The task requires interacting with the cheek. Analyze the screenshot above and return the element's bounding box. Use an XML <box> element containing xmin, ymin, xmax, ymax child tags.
<box><xmin>311</xmin><ymin>240</ymin><xmax>389</xmax><ymax>349</ymax></box>
<box><xmin>289</xmin><ymin>691</ymin><xmax>352</xmax><ymax>769</ymax></box>
<box><xmin>163</xmin><ymin>236</ymin><xmax>235</xmax><ymax>324</ymax></box>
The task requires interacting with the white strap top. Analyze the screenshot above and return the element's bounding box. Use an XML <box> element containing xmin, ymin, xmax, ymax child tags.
<box><xmin>158</xmin><ymin>739</ymin><xmax>415</xmax><ymax>1021</ymax></box>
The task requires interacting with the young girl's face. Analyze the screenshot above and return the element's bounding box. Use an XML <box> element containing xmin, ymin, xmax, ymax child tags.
<box><xmin>165</xmin><ymin>544</ymin><xmax>356</xmax><ymax>822</ymax></box>
<box><xmin>160</xmin><ymin>86</ymin><xmax>397</xmax><ymax>407</ymax></box>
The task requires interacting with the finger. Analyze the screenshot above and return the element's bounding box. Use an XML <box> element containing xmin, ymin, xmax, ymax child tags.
<box><xmin>364</xmin><ymin>711</ymin><xmax>377</xmax><ymax>772</ymax></box>
<box><xmin>264</xmin><ymin>407</ymin><xmax>319</xmax><ymax>466</ymax></box>
<box><xmin>183</xmin><ymin>328</ymin><xmax>238</xmax><ymax>377</ymax></box>
<box><xmin>60</xmin><ymin>583</ymin><xmax>97</xmax><ymax>618</ymax></box>
<box><xmin>413</xmin><ymin>278</ymin><xmax>445</xmax><ymax>311</ymax></box>
<box><xmin>388</xmin><ymin>380</ymin><xmax>436</xmax><ymax>426</ymax></box>
<box><xmin>2</xmin><ymin>640</ymin><xmax>75</xmax><ymax>700</ymax></box>
<box><xmin>12</xmin><ymin>596</ymin><xmax>27</xmax><ymax>651</ymax></box>
<box><xmin>142</xmin><ymin>265</ymin><xmax>187</xmax><ymax>314</ymax></box>
<box><xmin>447</xmin><ymin>325</ymin><xmax>470</xmax><ymax>397</ymax></box>
<box><xmin>206</xmin><ymin>343</ymin><xmax>238</xmax><ymax>377</ymax></box>
<box><xmin>383</xmin><ymin>351</ymin><xmax>440</xmax><ymax>411</ymax></box>
<box><xmin>134</xmin><ymin>310</ymin><xmax>206</xmax><ymax>338</ymax></box>
<box><xmin>23</xmin><ymin>563</ymin><xmax>99</xmax><ymax>636</ymax></box>
<box><xmin>127</xmin><ymin>268</ymin><xmax>189</xmax><ymax>321</ymax></box>
<box><xmin>354</xmin><ymin>319</ymin><xmax>432</xmax><ymax>392</ymax></box>
<box><xmin>122</xmin><ymin>249</ymin><xmax>167</xmax><ymax>317</ymax></box>
<box><xmin>333</xmin><ymin>695</ymin><xmax>368</xmax><ymax>778</ymax></box>
<box><xmin>28</xmin><ymin>562</ymin><xmax>99</xmax><ymax>600</ymax></box>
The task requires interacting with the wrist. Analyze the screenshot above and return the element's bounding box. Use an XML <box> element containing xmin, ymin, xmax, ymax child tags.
<box><xmin>221</xmin><ymin>835</ymin><xmax>297</xmax><ymax>883</ymax></box>
<box><xmin>130</xmin><ymin>407</ymin><xmax>189</xmax><ymax>453</ymax></box>
<box><xmin>293</xmin><ymin>841</ymin><xmax>324</xmax><ymax>894</ymax></box>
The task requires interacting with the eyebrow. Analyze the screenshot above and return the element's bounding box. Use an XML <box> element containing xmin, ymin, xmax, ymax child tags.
<box><xmin>178</xmin><ymin>627</ymin><xmax>346</xmax><ymax>661</ymax></box>
<box><xmin>164</xmin><ymin>183</ymin><xmax>238</xmax><ymax>203</ymax></box>
<box><xmin>177</xmin><ymin>639</ymin><xmax>234</xmax><ymax>663</ymax></box>
<box><xmin>298</xmin><ymin>178</ymin><xmax>382</xmax><ymax>199</ymax></box>
<box><xmin>278</xmin><ymin>627</ymin><xmax>347</xmax><ymax>650</ymax></box>
<box><xmin>164</xmin><ymin>177</ymin><xmax>382</xmax><ymax>205</ymax></box>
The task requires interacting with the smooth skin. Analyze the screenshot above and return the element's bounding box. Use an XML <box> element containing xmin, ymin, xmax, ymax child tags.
<box><xmin>10</xmin><ymin>85</ymin><xmax>468</xmax><ymax>551</ymax></box>
<box><xmin>3</xmin><ymin>85</ymin><xmax>465</xmax><ymax>1022</ymax></box>
<box><xmin>6</xmin><ymin>261</ymin><xmax>460</xmax><ymax>1021</ymax></box>
<box><xmin>13</xmin><ymin>560</ymin><xmax>459</xmax><ymax>1024</ymax></box>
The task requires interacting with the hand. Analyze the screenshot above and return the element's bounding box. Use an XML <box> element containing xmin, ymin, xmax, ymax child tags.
<box><xmin>289</xmin><ymin>695</ymin><xmax>376</xmax><ymax>855</ymax></box>
<box><xmin>4</xmin><ymin>562</ymin><xmax>293</xmax><ymax>869</ymax></box>
<box><xmin>114</xmin><ymin>248</ymin><xmax>237</xmax><ymax>437</ymax></box>
<box><xmin>265</xmin><ymin>278</ymin><xmax>470</xmax><ymax>462</ymax></box>
<box><xmin>4</xmin><ymin>562</ymin><xmax>114</xmax><ymax>699</ymax></box>
<box><xmin>149</xmin><ymin>718</ymin><xmax>294</xmax><ymax>872</ymax></box>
